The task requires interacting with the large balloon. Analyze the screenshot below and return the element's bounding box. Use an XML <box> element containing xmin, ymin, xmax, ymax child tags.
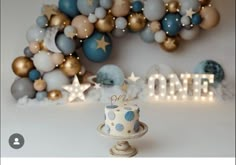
<box><xmin>12</xmin><ymin>56</ymin><xmax>34</xmax><ymax>77</ymax></box>
<box><xmin>82</xmin><ymin>32</ymin><xmax>112</xmax><ymax>62</ymax></box>
<box><xmin>143</xmin><ymin>0</ymin><xmax>165</xmax><ymax>21</ymax></box>
<box><xmin>11</xmin><ymin>78</ymin><xmax>36</xmax><ymax>100</ymax></box>
<box><xmin>77</xmin><ymin>0</ymin><xmax>99</xmax><ymax>16</ymax></box>
<box><xmin>200</xmin><ymin>7</ymin><xmax>220</xmax><ymax>30</ymax></box>
<box><xmin>161</xmin><ymin>13</ymin><xmax>182</xmax><ymax>37</ymax></box>
<box><xmin>96</xmin><ymin>65</ymin><xmax>125</xmax><ymax>86</ymax></box>
<box><xmin>33</xmin><ymin>51</ymin><xmax>55</xmax><ymax>72</ymax></box>
<box><xmin>59</xmin><ymin>0</ymin><xmax>80</xmax><ymax>18</ymax></box>
<box><xmin>56</xmin><ymin>34</ymin><xmax>76</xmax><ymax>55</ymax></box>
<box><xmin>43</xmin><ymin>69</ymin><xmax>70</xmax><ymax>91</ymax></box>
<box><xmin>26</xmin><ymin>25</ymin><xmax>46</xmax><ymax>43</ymax></box>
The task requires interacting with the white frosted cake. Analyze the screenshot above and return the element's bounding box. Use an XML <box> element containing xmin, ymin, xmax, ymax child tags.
<box><xmin>103</xmin><ymin>104</ymin><xmax>140</xmax><ymax>136</ymax></box>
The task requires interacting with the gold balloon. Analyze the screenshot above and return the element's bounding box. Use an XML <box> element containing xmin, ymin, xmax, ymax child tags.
<box><xmin>150</xmin><ymin>21</ymin><xmax>161</xmax><ymax>33</ymax></box>
<box><xmin>161</xmin><ymin>37</ymin><xmax>179</xmax><ymax>52</ymax></box>
<box><xmin>199</xmin><ymin>0</ymin><xmax>211</xmax><ymax>6</ymax></box>
<box><xmin>95</xmin><ymin>14</ymin><xmax>115</xmax><ymax>33</ymax></box>
<box><xmin>111</xmin><ymin>0</ymin><xmax>131</xmax><ymax>17</ymax></box>
<box><xmin>47</xmin><ymin>90</ymin><xmax>62</xmax><ymax>101</ymax></box>
<box><xmin>59</xmin><ymin>56</ymin><xmax>81</xmax><ymax>77</ymax></box>
<box><xmin>128</xmin><ymin>13</ymin><xmax>147</xmax><ymax>32</ymax></box>
<box><xmin>12</xmin><ymin>56</ymin><xmax>34</xmax><ymax>77</ymax></box>
<box><xmin>39</xmin><ymin>41</ymin><xmax>49</xmax><ymax>51</ymax></box>
<box><xmin>34</xmin><ymin>79</ymin><xmax>47</xmax><ymax>91</ymax></box>
<box><xmin>50</xmin><ymin>13</ymin><xmax>71</xmax><ymax>30</ymax></box>
<box><xmin>167</xmin><ymin>1</ymin><xmax>180</xmax><ymax>13</ymax></box>
<box><xmin>200</xmin><ymin>7</ymin><xmax>220</xmax><ymax>30</ymax></box>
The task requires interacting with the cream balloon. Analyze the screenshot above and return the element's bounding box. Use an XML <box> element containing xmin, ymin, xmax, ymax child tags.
<box><xmin>33</xmin><ymin>51</ymin><xmax>55</xmax><ymax>72</ymax></box>
<box><xmin>44</xmin><ymin>27</ymin><xmax>62</xmax><ymax>53</ymax></box>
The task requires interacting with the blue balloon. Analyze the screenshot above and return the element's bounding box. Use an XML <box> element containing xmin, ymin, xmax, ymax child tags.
<box><xmin>24</xmin><ymin>47</ymin><xmax>34</xmax><ymax>57</ymax></box>
<box><xmin>77</xmin><ymin>0</ymin><xmax>99</xmax><ymax>16</ymax></box>
<box><xmin>29</xmin><ymin>69</ymin><xmax>41</xmax><ymax>81</ymax></box>
<box><xmin>140</xmin><ymin>26</ymin><xmax>155</xmax><ymax>43</ymax></box>
<box><xmin>56</xmin><ymin>34</ymin><xmax>76</xmax><ymax>55</ymax></box>
<box><xmin>36</xmin><ymin>15</ymin><xmax>48</xmax><ymax>28</ymax></box>
<box><xmin>59</xmin><ymin>0</ymin><xmax>80</xmax><ymax>18</ymax></box>
<box><xmin>132</xmin><ymin>1</ymin><xmax>143</xmax><ymax>12</ymax></box>
<box><xmin>36</xmin><ymin>91</ymin><xmax>47</xmax><ymax>101</ymax></box>
<box><xmin>161</xmin><ymin>13</ymin><xmax>182</xmax><ymax>37</ymax></box>
<box><xmin>83</xmin><ymin>32</ymin><xmax>112</xmax><ymax>62</ymax></box>
<box><xmin>192</xmin><ymin>13</ymin><xmax>202</xmax><ymax>25</ymax></box>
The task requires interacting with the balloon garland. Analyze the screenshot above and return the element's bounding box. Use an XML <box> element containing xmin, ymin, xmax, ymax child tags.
<box><xmin>11</xmin><ymin>0</ymin><xmax>220</xmax><ymax>101</ymax></box>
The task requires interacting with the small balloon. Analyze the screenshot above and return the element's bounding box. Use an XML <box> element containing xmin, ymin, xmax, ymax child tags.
<box><xmin>140</xmin><ymin>26</ymin><xmax>155</xmax><ymax>43</ymax></box>
<box><xmin>150</xmin><ymin>21</ymin><xmax>161</xmax><ymax>33</ymax></box>
<box><xmin>154</xmin><ymin>30</ymin><xmax>167</xmax><ymax>43</ymax></box>
<box><xmin>72</xmin><ymin>15</ymin><xmax>94</xmax><ymax>39</ymax></box>
<box><xmin>49</xmin><ymin>13</ymin><xmax>71</xmax><ymax>30</ymax></box>
<box><xmin>33</xmin><ymin>51</ymin><xmax>55</xmax><ymax>72</ymax></box>
<box><xmin>132</xmin><ymin>1</ymin><xmax>144</xmax><ymax>12</ymax></box>
<box><xmin>36</xmin><ymin>15</ymin><xmax>48</xmax><ymax>28</ymax></box>
<box><xmin>100</xmin><ymin>0</ymin><xmax>113</xmax><ymax>9</ymax></box>
<box><xmin>77</xmin><ymin>0</ymin><xmax>99</xmax><ymax>16</ymax></box>
<box><xmin>161</xmin><ymin>37</ymin><xmax>179</xmax><ymax>52</ymax></box>
<box><xmin>36</xmin><ymin>91</ymin><xmax>47</xmax><ymax>101</ymax></box>
<box><xmin>128</xmin><ymin>13</ymin><xmax>147</xmax><ymax>32</ymax></box>
<box><xmin>34</xmin><ymin>79</ymin><xmax>47</xmax><ymax>91</ymax></box>
<box><xmin>24</xmin><ymin>47</ymin><xmax>34</xmax><ymax>58</ymax></box>
<box><xmin>115</xmin><ymin>17</ymin><xmax>128</xmax><ymax>30</ymax></box>
<box><xmin>167</xmin><ymin>1</ymin><xmax>180</xmax><ymax>13</ymax></box>
<box><xmin>47</xmin><ymin>90</ymin><xmax>62</xmax><ymax>101</ymax></box>
<box><xmin>29</xmin><ymin>69</ymin><xmax>41</xmax><ymax>81</ymax></box>
<box><xmin>95</xmin><ymin>14</ymin><xmax>115</xmax><ymax>33</ymax></box>
<box><xmin>51</xmin><ymin>53</ymin><xmax>65</xmax><ymax>65</ymax></box>
<box><xmin>95</xmin><ymin>7</ymin><xmax>107</xmax><ymax>19</ymax></box>
<box><xmin>29</xmin><ymin>41</ymin><xmax>40</xmax><ymax>54</ymax></box>
<box><xmin>12</xmin><ymin>56</ymin><xmax>34</xmax><ymax>77</ymax></box>
<box><xmin>88</xmin><ymin>14</ymin><xmax>97</xmax><ymax>23</ymax></box>
<box><xmin>64</xmin><ymin>25</ymin><xmax>77</xmax><ymax>38</ymax></box>
<box><xmin>192</xmin><ymin>13</ymin><xmax>202</xmax><ymax>25</ymax></box>
<box><xmin>26</xmin><ymin>25</ymin><xmax>46</xmax><ymax>43</ymax></box>
<box><xmin>181</xmin><ymin>15</ymin><xmax>191</xmax><ymax>26</ymax></box>
<box><xmin>56</xmin><ymin>34</ymin><xmax>76</xmax><ymax>55</ymax></box>
<box><xmin>59</xmin><ymin>56</ymin><xmax>81</xmax><ymax>77</ymax></box>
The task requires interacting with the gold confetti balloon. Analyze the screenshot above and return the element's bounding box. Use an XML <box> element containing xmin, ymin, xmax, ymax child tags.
<box><xmin>167</xmin><ymin>1</ymin><xmax>180</xmax><ymax>13</ymax></box>
<box><xmin>128</xmin><ymin>13</ymin><xmax>147</xmax><ymax>32</ymax></box>
<box><xmin>12</xmin><ymin>56</ymin><xmax>34</xmax><ymax>77</ymax></box>
<box><xmin>34</xmin><ymin>79</ymin><xmax>47</xmax><ymax>91</ymax></box>
<box><xmin>150</xmin><ymin>21</ymin><xmax>161</xmax><ymax>33</ymax></box>
<box><xmin>161</xmin><ymin>37</ymin><xmax>179</xmax><ymax>52</ymax></box>
<box><xmin>111</xmin><ymin>0</ymin><xmax>131</xmax><ymax>17</ymax></box>
<box><xmin>95</xmin><ymin>14</ymin><xmax>115</xmax><ymax>33</ymax></box>
<box><xmin>47</xmin><ymin>90</ymin><xmax>62</xmax><ymax>101</ymax></box>
<box><xmin>72</xmin><ymin>15</ymin><xmax>94</xmax><ymax>39</ymax></box>
<box><xmin>59</xmin><ymin>56</ymin><xmax>81</xmax><ymax>77</ymax></box>
<box><xmin>200</xmin><ymin>6</ymin><xmax>220</xmax><ymax>30</ymax></box>
<box><xmin>50</xmin><ymin>13</ymin><xmax>71</xmax><ymax>30</ymax></box>
<box><xmin>199</xmin><ymin>0</ymin><xmax>211</xmax><ymax>6</ymax></box>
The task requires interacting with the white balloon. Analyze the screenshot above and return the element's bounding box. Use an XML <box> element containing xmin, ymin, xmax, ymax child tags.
<box><xmin>33</xmin><ymin>51</ymin><xmax>55</xmax><ymax>72</ymax></box>
<box><xmin>88</xmin><ymin>14</ymin><xmax>97</xmax><ymax>23</ymax></box>
<box><xmin>44</xmin><ymin>27</ymin><xmax>62</xmax><ymax>53</ymax></box>
<box><xmin>43</xmin><ymin>69</ymin><xmax>70</xmax><ymax>91</ymax></box>
<box><xmin>154</xmin><ymin>30</ymin><xmax>166</xmax><ymax>43</ymax></box>
<box><xmin>181</xmin><ymin>16</ymin><xmax>191</xmax><ymax>26</ymax></box>
<box><xmin>144</xmin><ymin>0</ymin><xmax>166</xmax><ymax>21</ymax></box>
<box><xmin>95</xmin><ymin>7</ymin><xmax>106</xmax><ymax>19</ymax></box>
<box><xmin>26</xmin><ymin>25</ymin><xmax>46</xmax><ymax>43</ymax></box>
<box><xmin>115</xmin><ymin>17</ymin><xmax>128</xmax><ymax>29</ymax></box>
<box><xmin>179</xmin><ymin>26</ymin><xmax>200</xmax><ymax>40</ymax></box>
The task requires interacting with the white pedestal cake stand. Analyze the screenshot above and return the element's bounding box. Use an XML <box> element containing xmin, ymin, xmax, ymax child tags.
<box><xmin>97</xmin><ymin>122</ymin><xmax>148</xmax><ymax>157</ymax></box>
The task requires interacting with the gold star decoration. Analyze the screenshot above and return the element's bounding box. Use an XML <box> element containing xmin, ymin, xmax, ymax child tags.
<box><xmin>165</xmin><ymin>38</ymin><xmax>177</xmax><ymax>49</ymax></box>
<box><xmin>87</xmin><ymin>0</ymin><xmax>94</xmax><ymax>6</ymax></box>
<box><xmin>185</xmin><ymin>8</ymin><xmax>196</xmax><ymax>18</ymax></box>
<box><xmin>128</xmin><ymin>72</ymin><xmax>140</xmax><ymax>82</ymax></box>
<box><xmin>42</xmin><ymin>5</ymin><xmax>60</xmax><ymax>20</ymax></box>
<box><xmin>63</xmin><ymin>76</ymin><xmax>91</xmax><ymax>102</ymax></box>
<box><xmin>96</xmin><ymin>36</ymin><xmax>110</xmax><ymax>52</ymax></box>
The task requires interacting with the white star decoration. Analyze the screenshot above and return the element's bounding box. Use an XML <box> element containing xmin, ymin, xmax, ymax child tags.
<box><xmin>128</xmin><ymin>72</ymin><xmax>140</xmax><ymax>82</ymax></box>
<box><xmin>185</xmin><ymin>8</ymin><xmax>196</xmax><ymax>18</ymax></box>
<box><xmin>94</xmin><ymin>83</ymin><xmax>101</xmax><ymax>89</ymax></box>
<box><xmin>63</xmin><ymin>76</ymin><xmax>91</xmax><ymax>102</ymax></box>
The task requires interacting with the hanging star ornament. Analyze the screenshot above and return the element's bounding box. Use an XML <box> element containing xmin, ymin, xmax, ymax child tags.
<box><xmin>128</xmin><ymin>72</ymin><xmax>140</xmax><ymax>82</ymax></box>
<box><xmin>96</xmin><ymin>36</ymin><xmax>110</xmax><ymax>52</ymax></box>
<box><xmin>185</xmin><ymin>8</ymin><xmax>196</xmax><ymax>18</ymax></box>
<box><xmin>63</xmin><ymin>76</ymin><xmax>91</xmax><ymax>102</ymax></box>
<box><xmin>42</xmin><ymin>5</ymin><xmax>60</xmax><ymax>20</ymax></box>
<box><xmin>94</xmin><ymin>83</ymin><xmax>101</xmax><ymax>89</ymax></box>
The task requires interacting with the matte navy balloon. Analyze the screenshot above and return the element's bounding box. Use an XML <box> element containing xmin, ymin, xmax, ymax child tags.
<box><xmin>29</xmin><ymin>69</ymin><xmax>41</xmax><ymax>81</ymax></box>
<box><xmin>132</xmin><ymin>1</ymin><xmax>143</xmax><ymax>12</ymax></box>
<box><xmin>59</xmin><ymin>0</ymin><xmax>80</xmax><ymax>18</ymax></box>
<box><xmin>36</xmin><ymin>15</ymin><xmax>48</xmax><ymax>28</ymax></box>
<box><xmin>161</xmin><ymin>13</ymin><xmax>182</xmax><ymax>37</ymax></box>
<box><xmin>56</xmin><ymin>34</ymin><xmax>76</xmax><ymax>55</ymax></box>
<box><xmin>82</xmin><ymin>32</ymin><xmax>112</xmax><ymax>62</ymax></box>
<box><xmin>192</xmin><ymin>13</ymin><xmax>202</xmax><ymax>25</ymax></box>
<box><xmin>24</xmin><ymin>47</ymin><xmax>34</xmax><ymax>58</ymax></box>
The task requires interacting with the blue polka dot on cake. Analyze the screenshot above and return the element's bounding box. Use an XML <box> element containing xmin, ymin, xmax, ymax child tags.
<box><xmin>115</xmin><ymin>123</ymin><xmax>124</xmax><ymax>132</ymax></box>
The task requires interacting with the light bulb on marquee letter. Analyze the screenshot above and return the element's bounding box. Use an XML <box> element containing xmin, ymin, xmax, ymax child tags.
<box><xmin>168</xmin><ymin>74</ymin><xmax>185</xmax><ymax>98</ymax></box>
<box><xmin>148</xmin><ymin>74</ymin><xmax>167</xmax><ymax>99</ymax></box>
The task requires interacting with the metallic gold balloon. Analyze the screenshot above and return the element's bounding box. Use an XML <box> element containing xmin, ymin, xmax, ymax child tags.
<box><xmin>150</xmin><ymin>21</ymin><xmax>161</xmax><ymax>33</ymax></box>
<box><xmin>59</xmin><ymin>56</ymin><xmax>81</xmax><ymax>77</ymax></box>
<box><xmin>12</xmin><ymin>56</ymin><xmax>34</xmax><ymax>77</ymax></box>
<box><xmin>167</xmin><ymin>1</ymin><xmax>180</xmax><ymax>13</ymax></box>
<box><xmin>50</xmin><ymin>13</ymin><xmax>71</xmax><ymax>30</ymax></box>
<box><xmin>47</xmin><ymin>90</ymin><xmax>62</xmax><ymax>101</ymax></box>
<box><xmin>128</xmin><ymin>13</ymin><xmax>147</xmax><ymax>32</ymax></box>
<box><xmin>200</xmin><ymin>7</ymin><xmax>220</xmax><ymax>30</ymax></box>
<box><xmin>199</xmin><ymin>0</ymin><xmax>211</xmax><ymax>6</ymax></box>
<box><xmin>111</xmin><ymin>0</ymin><xmax>131</xmax><ymax>17</ymax></box>
<box><xmin>161</xmin><ymin>37</ymin><xmax>179</xmax><ymax>52</ymax></box>
<box><xmin>39</xmin><ymin>41</ymin><xmax>49</xmax><ymax>51</ymax></box>
<box><xmin>95</xmin><ymin>14</ymin><xmax>115</xmax><ymax>33</ymax></box>
<box><xmin>34</xmin><ymin>79</ymin><xmax>47</xmax><ymax>91</ymax></box>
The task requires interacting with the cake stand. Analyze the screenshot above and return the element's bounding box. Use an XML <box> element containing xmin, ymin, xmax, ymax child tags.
<box><xmin>97</xmin><ymin>122</ymin><xmax>148</xmax><ymax>157</ymax></box>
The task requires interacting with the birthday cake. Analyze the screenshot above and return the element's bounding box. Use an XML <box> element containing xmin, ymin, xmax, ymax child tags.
<box><xmin>103</xmin><ymin>104</ymin><xmax>140</xmax><ymax>137</ymax></box>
